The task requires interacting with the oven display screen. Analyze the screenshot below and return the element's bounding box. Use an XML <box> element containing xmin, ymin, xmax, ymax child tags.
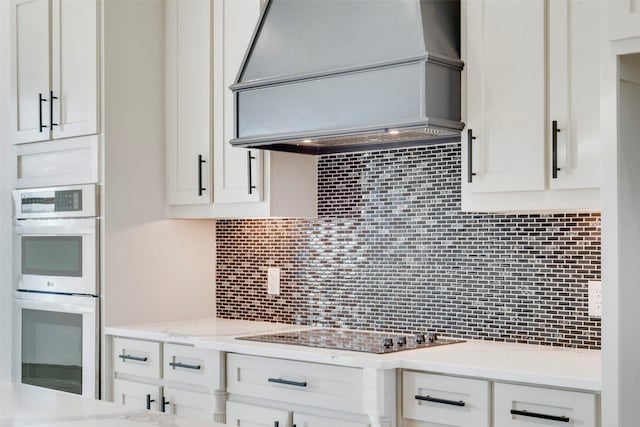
<box><xmin>21</xmin><ymin>190</ymin><xmax>83</xmax><ymax>213</ymax></box>
<box><xmin>22</xmin><ymin>236</ymin><xmax>83</xmax><ymax>277</ymax></box>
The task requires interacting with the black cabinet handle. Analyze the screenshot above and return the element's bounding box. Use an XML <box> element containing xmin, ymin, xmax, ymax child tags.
<box><xmin>247</xmin><ymin>151</ymin><xmax>256</xmax><ymax>194</ymax></box>
<box><xmin>38</xmin><ymin>93</ymin><xmax>47</xmax><ymax>132</ymax></box>
<box><xmin>118</xmin><ymin>354</ymin><xmax>148</xmax><ymax>362</ymax></box>
<box><xmin>274</xmin><ymin>422</ymin><xmax>278</xmax><ymax>427</ymax></box>
<box><xmin>198</xmin><ymin>154</ymin><xmax>206</xmax><ymax>196</ymax></box>
<box><xmin>467</xmin><ymin>129</ymin><xmax>477</xmax><ymax>183</ymax></box>
<box><xmin>145</xmin><ymin>394</ymin><xmax>155</xmax><ymax>410</ymax></box>
<box><xmin>415</xmin><ymin>394</ymin><xmax>465</xmax><ymax>407</ymax></box>
<box><xmin>169</xmin><ymin>361</ymin><xmax>201</xmax><ymax>370</ymax></box>
<box><xmin>268</xmin><ymin>377</ymin><xmax>307</xmax><ymax>387</ymax></box>
<box><xmin>552</xmin><ymin>120</ymin><xmax>561</xmax><ymax>179</ymax></box>
<box><xmin>49</xmin><ymin>91</ymin><xmax>58</xmax><ymax>128</ymax></box>
<box><xmin>511</xmin><ymin>409</ymin><xmax>570</xmax><ymax>423</ymax></box>
<box><xmin>161</xmin><ymin>396</ymin><xmax>170</xmax><ymax>413</ymax></box>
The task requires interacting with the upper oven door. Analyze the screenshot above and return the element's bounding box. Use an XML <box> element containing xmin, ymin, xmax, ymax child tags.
<box><xmin>14</xmin><ymin>218</ymin><xmax>98</xmax><ymax>295</ymax></box>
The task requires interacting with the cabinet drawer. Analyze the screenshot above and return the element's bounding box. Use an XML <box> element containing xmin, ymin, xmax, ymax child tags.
<box><xmin>227</xmin><ymin>353</ymin><xmax>363</xmax><ymax>412</ymax></box>
<box><xmin>113</xmin><ymin>337</ymin><xmax>161</xmax><ymax>379</ymax></box>
<box><xmin>402</xmin><ymin>371</ymin><xmax>490</xmax><ymax>427</ymax></box>
<box><xmin>494</xmin><ymin>383</ymin><xmax>598</xmax><ymax>427</ymax></box>
<box><xmin>15</xmin><ymin>136</ymin><xmax>99</xmax><ymax>188</ymax></box>
<box><xmin>163</xmin><ymin>343</ymin><xmax>222</xmax><ymax>390</ymax></box>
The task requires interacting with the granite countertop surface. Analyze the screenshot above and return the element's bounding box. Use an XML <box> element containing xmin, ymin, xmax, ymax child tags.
<box><xmin>105</xmin><ymin>317</ymin><xmax>602</xmax><ymax>392</ymax></box>
<box><xmin>0</xmin><ymin>382</ymin><xmax>227</xmax><ymax>427</ymax></box>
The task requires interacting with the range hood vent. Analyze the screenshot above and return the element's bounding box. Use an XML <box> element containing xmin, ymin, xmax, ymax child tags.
<box><xmin>230</xmin><ymin>0</ymin><xmax>463</xmax><ymax>155</ymax></box>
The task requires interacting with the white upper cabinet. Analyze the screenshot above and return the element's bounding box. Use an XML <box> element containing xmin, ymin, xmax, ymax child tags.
<box><xmin>462</xmin><ymin>0</ymin><xmax>601</xmax><ymax>212</ymax></box>
<box><xmin>166</xmin><ymin>0</ymin><xmax>317</xmax><ymax>218</ymax></box>
<box><xmin>463</xmin><ymin>0</ymin><xmax>545</xmax><ymax>194</ymax></box>
<box><xmin>608</xmin><ymin>0</ymin><xmax>640</xmax><ymax>41</ymax></box>
<box><xmin>212</xmin><ymin>0</ymin><xmax>263</xmax><ymax>205</ymax></box>
<box><xmin>548</xmin><ymin>0</ymin><xmax>601</xmax><ymax>191</ymax></box>
<box><xmin>11</xmin><ymin>0</ymin><xmax>51</xmax><ymax>144</ymax></box>
<box><xmin>165</xmin><ymin>0</ymin><xmax>213</xmax><ymax>205</ymax></box>
<box><xmin>10</xmin><ymin>0</ymin><xmax>98</xmax><ymax>145</ymax></box>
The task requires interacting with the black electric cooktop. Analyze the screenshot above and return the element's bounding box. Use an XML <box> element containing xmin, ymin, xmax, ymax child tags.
<box><xmin>237</xmin><ymin>328</ymin><xmax>464</xmax><ymax>354</ymax></box>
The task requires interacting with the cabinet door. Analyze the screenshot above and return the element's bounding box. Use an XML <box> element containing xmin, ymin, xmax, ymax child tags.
<box><xmin>548</xmin><ymin>0</ymin><xmax>600</xmax><ymax>190</ymax></box>
<box><xmin>112</xmin><ymin>379</ymin><xmax>161</xmax><ymax>411</ymax></box>
<box><xmin>226</xmin><ymin>401</ymin><xmax>290</xmax><ymax>427</ymax></box>
<box><xmin>11</xmin><ymin>0</ymin><xmax>51</xmax><ymax>144</ymax></box>
<box><xmin>51</xmin><ymin>0</ymin><xmax>98</xmax><ymax>140</ymax></box>
<box><xmin>212</xmin><ymin>0</ymin><xmax>263</xmax><ymax>204</ymax></box>
<box><xmin>609</xmin><ymin>0</ymin><xmax>640</xmax><ymax>41</ymax></box>
<box><xmin>166</xmin><ymin>0</ymin><xmax>212</xmax><ymax>205</ymax></box>
<box><xmin>463</xmin><ymin>0</ymin><xmax>545</xmax><ymax>193</ymax></box>
<box><xmin>293</xmin><ymin>413</ymin><xmax>368</xmax><ymax>427</ymax></box>
<box><xmin>163</xmin><ymin>387</ymin><xmax>216</xmax><ymax>422</ymax></box>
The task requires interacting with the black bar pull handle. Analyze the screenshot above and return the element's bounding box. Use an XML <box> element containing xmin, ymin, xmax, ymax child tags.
<box><xmin>552</xmin><ymin>120</ymin><xmax>561</xmax><ymax>179</ymax></box>
<box><xmin>145</xmin><ymin>394</ymin><xmax>155</xmax><ymax>410</ymax></box>
<box><xmin>467</xmin><ymin>129</ymin><xmax>477</xmax><ymax>183</ymax></box>
<box><xmin>169</xmin><ymin>361</ymin><xmax>201</xmax><ymax>370</ymax></box>
<box><xmin>247</xmin><ymin>151</ymin><xmax>257</xmax><ymax>194</ymax></box>
<box><xmin>198</xmin><ymin>154</ymin><xmax>206</xmax><ymax>196</ymax></box>
<box><xmin>118</xmin><ymin>354</ymin><xmax>148</xmax><ymax>362</ymax></box>
<box><xmin>38</xmin><ymin>93</ymin><xmax>47</xmax><ymax>132</ymax></box>
<box><xmin>511</xmin><ymin>409</ymin><xmax>570</xmax><ymax>423</ymax></box>
<box><xmin>161</xmin><ymin>396</ymin><xmax>170</xmax><ymax>413</ymax></box>
<box><xmin>268</xmin><ymin>377</ymin><xmax>307</xmax><ymax>387</ymax></box>
<box><xmin>49</xmin><ymin>90</ymin><xmax>58</xmax><ymax>128</ymax></box>
<box><xmin>415</xmin><ymin>394</ymin><xmax>465</xmax><ymax>407</ymax></box>
<box><xmin>274</xmin><ymin>422</ymin><xmax>278</xmax><ymax>427</ymax></box>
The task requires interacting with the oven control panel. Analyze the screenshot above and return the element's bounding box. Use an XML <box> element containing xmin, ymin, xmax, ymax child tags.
<box><xmin>14</xmin><ymin>185</ymin><xmax>98</xmax><ymax>219</ymax></box>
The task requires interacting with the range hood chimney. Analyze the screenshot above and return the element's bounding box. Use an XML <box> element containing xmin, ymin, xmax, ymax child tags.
<box><xmin>230</xmin><ymin>0</ymin><xmax>463</xmax><ymax>155</ymax></box>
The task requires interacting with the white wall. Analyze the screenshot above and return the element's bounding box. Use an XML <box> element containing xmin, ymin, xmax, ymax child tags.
<box><xmin>102</xmin><ymin>0</ymin><xmax>215</xmax><ymax>327</ymax></box>
<box><xmin>0</xmin><ymin>0</ymin><xmax>13</xmax><ymax>383</ymax></box>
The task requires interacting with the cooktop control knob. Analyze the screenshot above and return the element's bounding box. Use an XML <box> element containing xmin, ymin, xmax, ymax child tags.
<box><xmin>397</xmin><ymin>336</ymin><xmax>407</xmax><ymax>346</ymax></box>
<box><xmin>426</xmin><ymin>332</ymin><xmax>438</xmax><ymax>343</ymax></box>
<box><xmin>383</xmin><ymin>338</ymin><xmax>393</xmax><ymax>348</ymax></box>
<box><xmin>415</xmin><ymin>333</ymin><xmax>426</xmax><ymax>344</ymax></box>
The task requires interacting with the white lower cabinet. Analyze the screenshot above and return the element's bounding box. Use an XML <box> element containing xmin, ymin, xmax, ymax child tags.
<box><xmin>226</xmin><ymin>401</ymin><xmax>290</xmax><ymax>427</ymax></box>
<box><xmin>402</xmin><ymin>371</ymin><xmax>490</xmax><ymax>427</ymax></box>
<box><xmin>226</xmin><ymin>354</ymin><xmax>387</xmax><ymax>427</ymax></box>
<box><xmin>493</xmin><ymin>383</ymin><xmax>598</xmax><ymax>427</ymax></box>
<box><xmin>110</xmin><ymin>337</ymin><xmax>225</xmax><ymax>423</ymax></box>
<box><xmin>113</xmin><ymin>379</ymin><xmax>161</xmax><ymax>410</ymax></box>
<box><xmin>293</xmin><ymin>413</ymin><xmax>369</xmax><ymax>427</ymax></box>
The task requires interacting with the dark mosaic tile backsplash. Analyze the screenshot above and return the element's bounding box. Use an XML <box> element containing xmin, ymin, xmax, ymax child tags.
<box><xmin>216</xmin><ymin>143</ymin><xmax>601</xmax><ymax>349</ymax></box>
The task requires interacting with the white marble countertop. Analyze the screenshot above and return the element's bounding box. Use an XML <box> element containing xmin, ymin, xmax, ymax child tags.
<box><xmin>105</xmin><ymin>317</ymin><xmax>602</xmax><ymax>392</ymax></box>
<box><xmin>0</xmin><ymin>382</ymin><xmax>227</xmax><ymax>427</ymax></box>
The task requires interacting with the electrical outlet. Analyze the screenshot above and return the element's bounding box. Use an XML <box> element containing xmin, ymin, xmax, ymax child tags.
<box><xmin>588</xmin><ymin>280</ymin><xmax>602</xmax><ymax>317</ymax></box>
<box><xmin>267</xmin><ymin>267</ymin><xmax>280</xmax><ymax>296</ymax></box>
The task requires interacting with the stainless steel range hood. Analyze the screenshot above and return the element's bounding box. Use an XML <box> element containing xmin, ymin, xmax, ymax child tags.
<box><xmin>230</xmin><ymin>0</ymin><xmax>463</xmax><ymax>155</ymax></box>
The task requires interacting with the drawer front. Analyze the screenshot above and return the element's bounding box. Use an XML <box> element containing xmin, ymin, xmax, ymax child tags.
<box><xmin>227</xmin><ymin>353</ymin><xmax>363</xmax><ymax>412</ymax></box>
<box><xmin>494</xmin><ymin>383</ymin><xmax>598</xmax><ymax>427</ymax></box>
<box><xmin>402</xmin><ymin>371</ymin><xmax>490</xmax><ymax>427</ymax></box>
<box><xmin>163</xmin><ymin>343</ymin><xmax>223</xmax><ymax>390</ymax></box>
<box><xmin>113</xmin><ymin>337</ymin><xmax>161</xmax><ymax>379</ymax></box>
<box><xmin>15</xmin><ymin>135</ymin><xmax>99</xmax><ymax>188</ymax></box>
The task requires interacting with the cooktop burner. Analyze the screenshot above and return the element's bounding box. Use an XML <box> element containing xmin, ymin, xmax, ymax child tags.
<box><xmin>237</xmin><ymin>328</ymin><xmax>464</xmax><ymax>354</ymax></box>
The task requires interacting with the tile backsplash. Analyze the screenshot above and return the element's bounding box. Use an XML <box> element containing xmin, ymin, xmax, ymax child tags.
<box><xmin>216</xmin><ymin>143</ymin><xmax>601</xmax><ymax>349</ymax></box>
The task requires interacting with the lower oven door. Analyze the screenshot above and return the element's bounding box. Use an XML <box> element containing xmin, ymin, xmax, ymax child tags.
<box><xmin>14</xmin><ymin>218</ymin><xmax>98</xmax><ymax>295</ymax></box>
<box><xmin>13</xmin><ymin>291</ymin><xmax>99</xmax><ymax>398</ymax></box>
